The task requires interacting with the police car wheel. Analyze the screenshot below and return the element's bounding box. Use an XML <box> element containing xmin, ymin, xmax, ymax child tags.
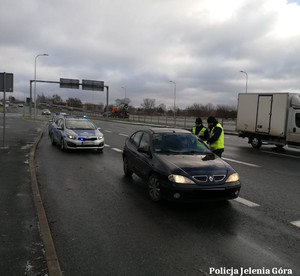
<box><xmin>60</xmin><ymin>139</ymin><xmax>65</xmax><ymax>151</ymax></box>
<box><xmin>50</xmin><ymin>133</ymin><xmax>55</xmax><ymax>145</ymax></box>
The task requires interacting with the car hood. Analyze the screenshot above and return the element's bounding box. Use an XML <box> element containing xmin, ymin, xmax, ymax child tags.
<box><xmin>156</xmin><ymin>153</ymin><xmax>232</xmax><ymax>176</ymax></box>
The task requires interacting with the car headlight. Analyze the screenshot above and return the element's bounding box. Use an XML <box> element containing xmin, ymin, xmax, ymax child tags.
<box><xmin>226</xmin><ymin>172</ymin><xmax>240</xmax><ymax>183</ymax></box>
<box><xmin>67</xmin><ymin>134</ymin><xmax>76</xmax><ymax>140</ymax></box>
<box><xmin>98</xmin><ymin>135</ymin><xmax>103</xmax><ymax>140</ymax></box>
<box><xmin>168</xmin><ymin>175</ymin><xmax>196</xmax><ymax>184</ymax></box>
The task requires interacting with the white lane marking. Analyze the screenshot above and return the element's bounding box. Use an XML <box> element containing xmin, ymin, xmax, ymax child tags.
<box><xmin>291</xmin><ymin>221</ymin><xmax>300</xmax><ymax>228</ymax></box>
<box><xmin>112</xmin><ymin>148</ymin><xmax>123</xmax><ymax>153</ymax></box>
<box><xmin>119</xmin><ymin>133</ymin><xmax>128</xmax><ymax>137</ymax></box>
<box><xmin>104</xmin><ymin>144</ymin><xmax>110</xmax><ymax>147</ymax></box>
<box><xmin>234</xmin><ymin>197</ymin><xmax>260</xmax><ymax>207</ymax></box>
<box><xmin>261</xmin><ymin>150</ymin><xmax>300</xmax><ymax>159</ymax></box>
<box><xmin>104</xmin><ymin>130</ymin><xmax>113</xmax><ymax>133</ymax></box>
<box><xmin>223</xmin><ymin>157</ymin><xmax>260</xmax><ymax>167</ymax></box>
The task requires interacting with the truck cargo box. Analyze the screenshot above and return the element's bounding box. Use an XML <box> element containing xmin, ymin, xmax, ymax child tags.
<box><xmin>236</xmin><ymin>93</ymin><xmax>290</xmax><ymax>137</ymax></box>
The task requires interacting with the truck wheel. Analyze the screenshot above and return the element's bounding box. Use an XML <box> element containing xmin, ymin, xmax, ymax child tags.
<box><xmin>251</xmin><ymin>137</ymin><xmax>262</xmax><ymax>149</ymax></box>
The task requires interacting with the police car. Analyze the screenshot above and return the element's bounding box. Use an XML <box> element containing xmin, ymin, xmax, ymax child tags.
<box><xmin>49</xmin><ymin>114</ymin><xmax>105</xmax><ymax>152</ymax></box>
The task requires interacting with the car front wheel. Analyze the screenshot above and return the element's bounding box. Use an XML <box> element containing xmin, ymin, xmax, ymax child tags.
<box><xmin>60</xmin><ymin>139</ymin><xmax>66</xmax><ymax>151</ymax></box>
<box><xmin>123</xmin><ymin>156</ymin><xmax>133</xmax><ymax>177</ymax></box>
<box><xmin>148</xmin><ymin>174</ymin><xmax>162</xmax><ymax>202</ymax></box>
<box><xmin>50</xmin><ymin>133</ymin><xmax>55</xmax><ymax>145</ymax></box>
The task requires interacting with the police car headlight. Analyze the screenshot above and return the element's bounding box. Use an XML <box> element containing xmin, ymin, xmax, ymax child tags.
<box><xmin>97</xmin><ymin>135</ymin><xmax>103</xmax><ymax>140</ymax></box>
<box><xmin>226</xmin><ymin>172</ymin><xmax>239</xmax><ymax>183</ymax></box>
<box><xmin>168</xmin><ymin>175</ymin><xmax>196</xmax><ymax>184</ymax></box>
<box><xmin>67</xmin><ymin>134</ymin><xmax>76</xmax><ymax>140</ymax></box>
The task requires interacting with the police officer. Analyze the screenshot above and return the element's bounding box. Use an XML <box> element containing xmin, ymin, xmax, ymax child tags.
<box><xmin>192</xmin><ymin>117</ymin><xmax>209</xmax><ymax>143</ymax></box>
<box><xmin>207</xmin><ymin>116</ymin><xmax>224</xmax><ymax>157</ymax></box>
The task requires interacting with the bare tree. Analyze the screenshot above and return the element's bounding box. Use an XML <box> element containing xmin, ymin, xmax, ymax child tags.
<box><xmin>141</xmin><ymin>98</ymin><xmax>156</xmax><ymax>113</ymax></box>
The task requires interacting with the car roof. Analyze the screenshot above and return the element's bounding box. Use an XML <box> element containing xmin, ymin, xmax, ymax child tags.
<box><xmin>147</xmin><ymin>127</ymin><xmax>191</xmax><ymax>134</ymax></box>
<box><xmin>65</xmin><ymin>116</ymin><xmax>89</xmax><ymax>121</ymax></box>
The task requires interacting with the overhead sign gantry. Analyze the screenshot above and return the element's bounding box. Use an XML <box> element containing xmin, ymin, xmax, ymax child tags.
<box><xmin>29</xmin><ymin>78</ymin><xmax>108</xmax><ymax>118</ymax></box>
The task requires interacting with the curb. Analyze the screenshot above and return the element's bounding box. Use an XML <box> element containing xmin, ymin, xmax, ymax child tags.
<box><xmin>29</xmin><ymin>127</ymin><xmax>63</xmax><ymax>276</ymax></box>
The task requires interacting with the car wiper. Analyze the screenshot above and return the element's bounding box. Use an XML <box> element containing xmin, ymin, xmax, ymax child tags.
<box><xmin>184</xmin><ymin>150</ymin><xmax>210</xmax><ymax>154</ymax></box>
<box><xmin>157</xmin><ymin>150</ymin><xmax>181</xmax><ymax>154</ymax></box>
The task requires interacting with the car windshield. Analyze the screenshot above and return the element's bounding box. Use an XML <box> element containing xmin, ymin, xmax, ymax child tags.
<box><xmin>65</xmin><ymin>119</ymin><xmax>96</xmax><ymax>130</ymax></box>
<box><xmin>152</xmin><ymin>133</ymin><xmax>211</xmax><ymax>154</ymax></box>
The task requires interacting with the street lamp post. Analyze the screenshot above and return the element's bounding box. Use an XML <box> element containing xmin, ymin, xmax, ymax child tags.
<box><xmin>34</xmin><ymin>53</ymin><xmax>49</xmax><ymax>119</ymax></box>
<box><xmin>240</xmin><ymin>70</ymin><xmax>248</xmax><ymax>93</ymax></box>
<box><xmin>121</xmin><ymin>86</ymin><xmax>127</xmax><ymax>99</ymax></box>
<box><xmin>169</xmin><ymin>80</ymin><xmax>176</xmax><ymax>124</ymax></box>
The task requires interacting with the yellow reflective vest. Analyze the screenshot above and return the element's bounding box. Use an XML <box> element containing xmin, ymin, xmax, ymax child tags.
<box><xmin>192</xmin><ymin>126</ymin><xmax>207</xmax><ymax>143</ymax></box>
<box><xmin>209</xmin><ymin>123</ymin><xmax>224</xmax><ymax>149</ymax></box>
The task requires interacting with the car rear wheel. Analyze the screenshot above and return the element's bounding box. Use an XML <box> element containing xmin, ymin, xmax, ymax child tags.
<box><xmin>123</xmin><ymin>156</ymin><xmax>133</xmax><ymax>177</ymax></box>
<box><xmin>148</xmin><ymin>174</ymin><xmax>162</xmax><ymax>202</ymax></box>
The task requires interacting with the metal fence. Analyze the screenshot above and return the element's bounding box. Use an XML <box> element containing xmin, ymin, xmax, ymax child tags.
<box><xmin>129</xmin><ymin>115</ymin><xmax>237</xmax><ymax>132</ymax></box>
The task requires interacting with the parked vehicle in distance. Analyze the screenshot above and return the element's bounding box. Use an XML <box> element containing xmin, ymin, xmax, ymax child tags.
<box><xmin>236</xmin><ymin>93</ymin><xmax>300</xmax><ymax>149</ymax></box>
<box><xmin>49</xmin><ymin>115</ymin><xmax>105</xmax><ymax>152</ymax></box>
<box><xmin>122</xmin><ymin>127</ymin><xmax>241</xmax><ymax>202</ymax></box>
<box><xmin>42</xmin><ymin>109</ymin><xmax>51</xmax><ymax>115</ymax></box>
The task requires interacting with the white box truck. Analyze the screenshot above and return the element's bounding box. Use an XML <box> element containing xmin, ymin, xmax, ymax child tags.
<box><xmin>236</xmin><ymin>93</ymin><xmax>300</xmax><ymax>149</ymax></box>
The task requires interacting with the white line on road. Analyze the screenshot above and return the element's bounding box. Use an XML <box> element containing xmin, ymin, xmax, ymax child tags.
<box><xmin>261</xmin><ymin>150</ymin><xmax>300</xmax><ymax>159</ymax></box>
<box><xmin>234</xmin><ymin>197</ymin><xmax>260</xmax><ymax>207</ymax></box>
<box><xmin>222</xmin><ymin>157</ymin><xmax>261</xmax><ymax>167</ymax></box>
<box><xmin>104</xmin><ymin>144</ymin><xmax>110</xmax><ymax>147</ymax></box>
<box><xmin>119</xmin><ymin>133</ymin><xmax>128</xmax><ymax>137</ymax></box>
<box><xmin>104</xmin><ymin>130</ymin><xmax>113</xmax><ymax>133</ymax></box>
<box><xmin>291</xmin><ymin>221</ymin><xmax>300</xmax><ymax>228</ymax></box>
<box><xmin>112</xmin><ymin>148</ymin><xmax>123</xmax><ymax>153</ymax></box>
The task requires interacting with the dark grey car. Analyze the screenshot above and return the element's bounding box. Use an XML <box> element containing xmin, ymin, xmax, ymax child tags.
<box><xmin>122</xmin><ymin>127</ymin><xmax>241</xmax><ymax>202</ymax></box>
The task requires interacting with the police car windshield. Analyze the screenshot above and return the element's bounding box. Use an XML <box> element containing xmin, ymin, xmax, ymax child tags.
<box><xmin>152</xmin><ymin>133</ymin><xmax>210</xmax><ymax>154</ymax></box>
<box><xmin>65</xmin><ymin>119</ymin><xmax>96</xmax><ymax>130</ymax></box>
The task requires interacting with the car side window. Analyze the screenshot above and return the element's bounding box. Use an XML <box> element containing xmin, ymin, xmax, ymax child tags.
<box><xmin>139</xmin><ymin>133</ymin><xmax>150</xmax><ymax>150</ymax></box>
<box><xmin>132</xmin><ymin>131</ymin><xmax>143</xmax><ymax>148</ymax></box>
<box><xmin>54</xmin><ymin>117</ymin><xmax>61</xmax><ymax>125</ymax></box>
<box><xmin>57</xmin><ymin>119</ymin><xmax>64</xmax><ymax>128</ymax></box>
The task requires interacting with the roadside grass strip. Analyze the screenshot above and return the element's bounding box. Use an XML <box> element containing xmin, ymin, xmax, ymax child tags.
<box><xmin>234</xmin><ymin>197</ymin><xmax>260</xmax><ymax>207</ymax></box>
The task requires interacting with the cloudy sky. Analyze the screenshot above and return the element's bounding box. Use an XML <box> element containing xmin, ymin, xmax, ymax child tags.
<box><xmin>1</xmin><ymin>0</ymin><xmax>300</xmax><ymax>109</ymax></box>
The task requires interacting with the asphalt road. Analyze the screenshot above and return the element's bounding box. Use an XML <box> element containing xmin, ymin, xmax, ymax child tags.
<box><xmin>35</xmin><ymin>120</ymin><xmax>300</xmax><ymax>276</ymax></box>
